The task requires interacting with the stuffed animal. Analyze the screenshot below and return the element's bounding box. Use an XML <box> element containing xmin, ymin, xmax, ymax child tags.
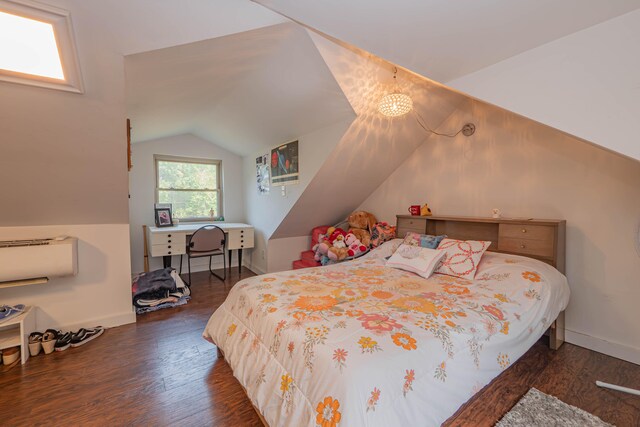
<box><xmin>347</xmin><ymin>211</ymin><xmax>377</xmax><ymax>247</ymax></box>
<box><xmin>370</xmin><ymin>221</ymin><xmax>397</xmax><ymax>247</ymax></box>
<box><xmin>313</xmin><ymin>234</ymin><xmax>328</xmax><ymax>261</ymax></box>
<box><xmin>345</xmin><ymin>232</ymin><xmax>367</xmax><ymax>258</ymax></box>
<box><xmin>318</xmin><ymin>228</ymin><xmax>347</xmax><ymax>255</ymax></box>
<box><xmin>332</xmin><ymin>232</ymin><xmax>347</xmax><ymax>248</ymax></box>
<box><xmin>327</xmin><ymin>246</ymin><xmax>349</xmax><ymax>262</ymax></box>
<box><xmin>349</xmin><ymin>228</ymin><xmax>371</xmax><ymax>248</ymax></box>
<box><xmin>421</xmin><ymin>204</ymin><xmax>432</xmax><ymax>216</ymax></box>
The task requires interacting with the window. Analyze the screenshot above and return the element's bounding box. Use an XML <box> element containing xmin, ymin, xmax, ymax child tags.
<box><xmin>0</xmin><ymin>0</ymin><xmax>83</xmax><ymax>92</ymax></box>
<box><xmin>155</xmin><ymin>155</ymin><xmax>222</xmax><ymax>221</ymax></box>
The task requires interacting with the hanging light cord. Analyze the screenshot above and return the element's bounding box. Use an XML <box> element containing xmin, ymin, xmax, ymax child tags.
<box><xmin>413</xmin><ymin>109</ymin><xmax>468</xmax><ymax>138</ymax></box>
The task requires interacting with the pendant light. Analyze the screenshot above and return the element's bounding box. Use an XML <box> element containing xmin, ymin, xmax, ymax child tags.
<box><xmin>378</xmin><ymin>67</ymin><xmax>413</xmax><ymax>117</ymax></box>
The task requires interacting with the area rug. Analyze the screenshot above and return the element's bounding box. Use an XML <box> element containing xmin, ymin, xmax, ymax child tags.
<box><xmin>496</xmin><ymin>388</ymin><xmax>614</xmax><ymax>427</ymax></box>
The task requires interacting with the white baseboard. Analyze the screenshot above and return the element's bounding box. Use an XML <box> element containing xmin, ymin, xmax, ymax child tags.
<box><xmin>246</xmin><ymin>262</ymin><xmax>266</xmax><ymax>275</ymax></box>
<box><xmin>565</xmin><ymin>329</ymin><xmax>640</xmax><ymax>365</ymax></box>
<box><xmin>175</xmin><ymin>257</ymin><xmax>261</xmax><ymax>275</ymax></box>
<box><xmin>42</xmin><ymin>309</ymin><xmax>137</xmax><ymax>332</ymax></box>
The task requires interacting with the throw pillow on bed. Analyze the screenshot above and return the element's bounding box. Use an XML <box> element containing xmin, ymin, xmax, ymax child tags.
<box><xmin>435</xmin><ymin>238</ymin><xmax>491</xmax><ymax>280</ymax></box>
<box><xmin>403</xmin><ymin>231</ymin><xmax>446</xmax><ymax>249</ymax></box>
<box><xmin>362</xmin><ymin>238</ymin><xmax>402</xmax><ymax>260</ymax></box>
<box><xmin>386</xmin><ymin>243</ymin><xmax>445</xmax><ymax>279</ymax></box>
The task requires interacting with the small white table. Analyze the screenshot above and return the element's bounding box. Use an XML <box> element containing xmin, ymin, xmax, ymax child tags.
<box><xmin>147</xmin><ymin>223</ymin><xmax>254</xmax><ymax>273</ymax></box>
<box><xmin>0</xmin><ymin>305</ymin><xmax>36</xmax><ymax>365</ymax></box>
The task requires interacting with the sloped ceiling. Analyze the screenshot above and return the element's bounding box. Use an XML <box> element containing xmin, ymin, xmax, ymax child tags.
<box><xmin>125</xmin><ymin>23</ymin><xmax>354</xmax><ymax>155</ymax></box>
<box><xmin>271</xmin><ymin>31</ymin><xmax>469</xmax><ymax>238</ymax></box>
<box><xmin>253</xmin><ymin>0</ymin><xmax>640</xmax><ymax>83</ymax></box>
<box><xmin>80</xmin><ymin>0</ymin><xmax>286</xmax><ymax>55</ymax></box>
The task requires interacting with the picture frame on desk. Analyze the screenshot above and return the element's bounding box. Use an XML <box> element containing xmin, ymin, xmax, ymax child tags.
<box><xmin>155</xmin><ymin>208</ymin><xmax>173</xmax><ymax>227</ymax></box>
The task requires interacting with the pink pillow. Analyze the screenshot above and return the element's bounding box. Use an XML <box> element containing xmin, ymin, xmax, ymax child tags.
<box><xmin>435</xmin><ymin>238</ymin><xmax>491</xmax><ymax>279</ymax></box>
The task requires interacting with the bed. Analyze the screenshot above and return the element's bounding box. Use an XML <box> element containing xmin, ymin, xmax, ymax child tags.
<box><xmin>203</xmin><ymin>216</ymin><xmax>570</xmax><ymax>426</ymax></box>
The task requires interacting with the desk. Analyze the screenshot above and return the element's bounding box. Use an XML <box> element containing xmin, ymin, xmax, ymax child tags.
<box><xmin>147</xmin><ymin>223</ymin><xmax>254</xmax><ymax>273</ymax></box>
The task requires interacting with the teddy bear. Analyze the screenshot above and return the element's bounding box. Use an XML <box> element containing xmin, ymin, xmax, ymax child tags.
<box><xmin>421</xmin><ymin>204</ymin><xmax>432</xmax><ymax>216</ymax></box>
<box><xmin>345</xmin><ymin>232</ymin><xmax>367</xmax><ymax>258</ymax></box>
<box><xmin>318</xmin><ymin>228</ymin><xmax>347</xmax><ymax>256</ymax></box>
<box><xmin>324</xmin><ymin>229</ymin><xmax>348</xmax><ymax>261</ymax></box>
<box><xmin>347</xmin><ymin>211</ymin><xmax>377</xmax><ymax>247</ymax></box>
<box><xmin>327</xmin><ymin>245</ymin><xmax>349</xmax><ymax>262</ymax></box>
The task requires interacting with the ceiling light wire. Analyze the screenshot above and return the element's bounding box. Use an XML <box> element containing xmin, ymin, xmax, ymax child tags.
<box><xmin>414</xmin><ymin>109</ymin><xmax>476</xmax><ymax>138</ymax></box>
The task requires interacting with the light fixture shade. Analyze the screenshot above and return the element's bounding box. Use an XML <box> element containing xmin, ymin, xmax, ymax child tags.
<box><xmin>378</xmin><ymin>92</ymin><xmax>413</xmax><ymax>117</ymax></box>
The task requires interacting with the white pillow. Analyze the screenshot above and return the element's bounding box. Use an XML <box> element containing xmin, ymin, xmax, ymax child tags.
<box><xmin>435</xmin><ymin>238</ymin><xmax>491</xmax><ymax>280</ymax></box>
<box><xmin>386</xmin><ymin>243</ymin><xmax>445</xmax><ymax>279</ymax></box>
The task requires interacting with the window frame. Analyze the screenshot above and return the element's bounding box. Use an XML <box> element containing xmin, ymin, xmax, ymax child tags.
<box><xmin>154</xmin><ymin>154</ymin><xmax>223</xmax><ymax>222</ymax></box>
<box><xmin>0</xmin><ymin>0</ymin><xmax>84</xmax><ymax>93</ymax></box>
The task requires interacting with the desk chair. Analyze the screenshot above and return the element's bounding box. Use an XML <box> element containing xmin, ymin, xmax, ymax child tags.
<box><xmin>179</xmin><ymin>225</ymin><xmax>226</xmax><ymax>286</ymax></box>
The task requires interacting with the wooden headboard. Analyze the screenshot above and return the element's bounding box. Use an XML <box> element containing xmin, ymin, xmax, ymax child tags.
<box><xmin>396</xmin><ymin>214</ymin><xmax>567</xmax><ymax>350</ymax></box>
<box><xmin>396</xmin><ymin>215</ymin><xmax>566</xmax><ymax>273</ymax></box>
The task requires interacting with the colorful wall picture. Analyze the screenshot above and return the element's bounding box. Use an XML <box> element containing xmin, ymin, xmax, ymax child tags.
<box><xmin>270</xmin><ymin>140</ymin><xmax>299</xmax><ymax>186</ymax></box>
<box><xmin>256</xmin><ymin>154</ymin><xmax>270</xmax><ymax>195</ymax></box>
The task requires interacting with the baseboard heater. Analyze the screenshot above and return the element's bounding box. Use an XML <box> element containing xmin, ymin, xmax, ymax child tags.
<box><xmin>0</xmin><ymin>237</ymin><xmax>78</xmax><ymax>288</ymax></box>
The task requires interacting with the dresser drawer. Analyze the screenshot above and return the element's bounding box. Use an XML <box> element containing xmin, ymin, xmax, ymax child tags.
<box><xmin>227</xmin><ymin>228</ymin><xmax>254</xmax><ymax>250</ymax></box>
<box><xmin>499</xmin><ymin>224</ymin><xmax>554</xmax><ymax>241</ymax></box>
<box><xmin>150</xmin><ymin>242</ymin><xmax>186</xmax><ymax>257</ymax></box>
<box><xmin>150</xmin><ymin>232</ymin><xmax>185</xmax><ymax>246</ymax></box>
<box><xmin>497</xmin><ymin>237</ymin><xmax>554</xmax><ymax>258</ymax></box>
<box><xmin>396</xmin><ymin>217</ymin><xmax>427</xmax><ymax>239</ymax></box>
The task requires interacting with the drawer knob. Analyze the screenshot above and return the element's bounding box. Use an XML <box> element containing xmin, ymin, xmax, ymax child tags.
<box><xmin>168</xmin><ymin>240</ymin><xmax>171</xmax><ymax>243</ymax></box>
<box><xmin>168</xmin><ymin>251</ymin><xmax>172</xmax><ymax>254</ymax></box>
<box><xmin>168</xmin><ymin>234</ymin><xmax>172</xmax><ymax>237</ymax></box>
<box><xmin>520</xmin><ymin>244</ymin><xmax>526</xmax><ymax>249</ymax></box>
<box><xmin>241</xmin><ymin>240</ymin><xmax>244</xmax><ymax>243</ymax></box>
<box><xmin>241</xmin><ymin>245</ymin><xmax>244</xmax><ymax>248</ymax></box>
<box><xmin>521</xmin><ymin>229</ymin><xmax>527</xmax><ymax>233</ymax></box>
<box><xmin>168</xmin><ymin>245</ymin><xmax>171</xmax><ymax>249</ymax></box>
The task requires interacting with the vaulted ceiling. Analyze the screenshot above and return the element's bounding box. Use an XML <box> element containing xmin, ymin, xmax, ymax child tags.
<box><xmin>125</xmin><ymin>23</ymin><xmax>355</xmax><ymax>155</ymax></box>
<box><xmin>81</xmin><ymin>0</ymin><xmax>286</xmax><ymax>55</ymax></box>
<box><xmin>253</xmin><ymin>0</ymin><xmax>640</xmax><ymax>83</ymax></box>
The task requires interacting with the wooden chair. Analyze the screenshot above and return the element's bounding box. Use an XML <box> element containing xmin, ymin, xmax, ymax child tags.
<box><xmin>179</xmin><ymin>225</ymin><xmax>226</xmax><ymax>286</ymax></box>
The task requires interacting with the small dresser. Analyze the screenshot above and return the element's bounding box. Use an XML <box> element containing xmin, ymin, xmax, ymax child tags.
<box><xmin>396</xmin><ymin>215</ymin><xmax>566</xmax><ymax>273</ymax></box>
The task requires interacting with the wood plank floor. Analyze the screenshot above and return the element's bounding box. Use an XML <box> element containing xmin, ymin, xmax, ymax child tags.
<box><xmin>1</xmin><ymin>268</ymin><xmax>638</xmax><ymax>426</ymax></box>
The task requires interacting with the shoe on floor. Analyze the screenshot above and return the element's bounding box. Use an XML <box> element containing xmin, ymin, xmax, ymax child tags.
<box><xmin>42</xmin><ymin>329</ymin><xmax>58</xmax><ymax>354</ymax></box>
<box><xmin>28</xmin><ymin>332</ymin><xmax>43</xmax><ymax>356</ymax></box>
<box><xmin>70</xmin><ymin>326</ymin><xmax>104</xmax><ymax>348</ymax></box>
<box><xmin>54</xmin><ymin>331</ymin><xmax>72</xmax><ymax>352</ymax></box>
<box><xmin>0</xmin><ymin>304</ymin><xmax>25</xmax><ymax>324</ymax></box>
<box><xmin>2</xmin><ymin>346</ymin><xmax>20</xmax><ymax>365</ymax></box>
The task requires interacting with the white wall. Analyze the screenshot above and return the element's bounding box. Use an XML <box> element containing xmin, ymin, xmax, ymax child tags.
<box><xmin>448</xmin><ymin>9</ymin><xmax>640</xmax><ymax>162</ymax></box>
<box><xmin>0</xmin><ymin>0</ymin><xmax>133</xmax><ymax>330</ymax></box>
<box><xmin>267</xmin><ymin>236</ymin><xmax>312</xmax><ymax>273</ymax></box>
<box><xmin>0</xmin><ymin>225</ymin><xmax>135</xmax><ymax>330</ymax></box>
<box><xmin>0</xmin><ymin>0</ymin><xmax>129</xmax><ymax>226</ymax></box>
<box><xmin>128</xmin><ymin>134</ymin><xmax>245</xmax><ymax>274</ymax></box>
<box><xmin>243</xmin><ymin>119</ymin><xmax>353</xmax><ymax>273</ymax></box>
<box><xmin>359</xmin><ymin>98</ymin><xmax>640</xmax><ymax>364</ymax></box>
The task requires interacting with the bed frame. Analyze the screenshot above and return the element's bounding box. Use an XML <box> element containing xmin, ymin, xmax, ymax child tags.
<box><xmin>396</xmin><ymin>214</ymin><xmax>566</xmax><ymax>350</ymax></box>
<box><xmin>217</xmin><ymin>214</ymin><xmax>568</xmax><ymax>426</ymax></box>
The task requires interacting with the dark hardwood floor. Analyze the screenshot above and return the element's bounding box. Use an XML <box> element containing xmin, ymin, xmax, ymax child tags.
<box><xmin>1</xmin><ymin>268</ymin><xmax>638</xmax><ymax>426</ymax></box>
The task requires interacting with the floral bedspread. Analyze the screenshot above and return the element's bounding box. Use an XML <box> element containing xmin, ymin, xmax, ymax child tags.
<box><xmin>203</xmin><ymin>243</ymin><xmax>569</xmax><ymax>426</ymax></box>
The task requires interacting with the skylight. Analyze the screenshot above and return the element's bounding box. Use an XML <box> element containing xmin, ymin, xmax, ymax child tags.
<box><xmin>0</xmin><ymin>0</ymin><xmax>83</xmax><ymax>93</ymax></box>
<box><xmin>0</xmin><ymin>10</ymin><xmax>65</xmax><ymax>80</ymax></box>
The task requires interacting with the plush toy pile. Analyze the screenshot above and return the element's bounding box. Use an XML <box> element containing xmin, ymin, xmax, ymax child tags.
<box><xmin>312</xmin><ymin>211</ymin><xmax>381</xmax><ymax>265</ymax></box>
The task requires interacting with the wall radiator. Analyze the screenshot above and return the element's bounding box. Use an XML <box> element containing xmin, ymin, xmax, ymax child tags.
<box><xmin>0</xmin><ymin>237</ymin><xmax>78</xmax><ymax>288</ymax></box>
